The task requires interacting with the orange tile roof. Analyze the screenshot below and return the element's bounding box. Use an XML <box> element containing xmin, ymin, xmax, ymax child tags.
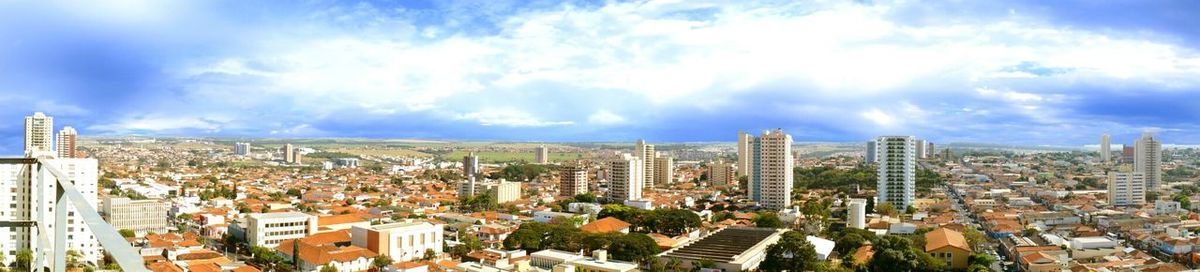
<box><xmin>925</xmin><ymin>228</ymin><xmax>971</xmax><ymax>252</ymax></box>
<box><xmin>277</xmin><ymin>241</ymin><xmax>377</xmax><ymax>266</ymax></box>
<box><xmin>852</xmin><ymin>245</ymin><xmax>874</xmax><ymax>265</ymax></box>
<box><xmin>580</xmin><ymin>217</ymin><xmax>631</xmax><ymax>234</ymax></box>
<box><xmin>319</xmin><ymin>214</ymin><xmax>368</xmax><ymax>226</ymax></box>
<box><xmin>187</xmin><ymin>263</ymin><xmax>222</xmax><ymax>272</ymax></box>
<box><xmin>232</xmin><ymin>265</ymin><xmax>262</xmax><ymax>272</ymax></box>
<box><xmin>147</xmin><ymin>261</ymin><xmax>184</xmax><ymax>272</ymax></box>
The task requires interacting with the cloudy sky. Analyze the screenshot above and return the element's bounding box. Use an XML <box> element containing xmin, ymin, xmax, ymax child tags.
<box><xmin>2</xmin><ymin>0</ymin><xmax>1199</xmax><ymax>153</ymax></box>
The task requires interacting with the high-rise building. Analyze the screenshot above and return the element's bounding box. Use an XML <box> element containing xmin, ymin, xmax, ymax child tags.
<box><xmin>290</xmin><ymin>147</ymin><xmax>302</xmax><ymax>164</ymax></box>
<box><xmin>847</xmin><ymin>198</ymin><xmax>867</xmax><ymax>229</ymax></box>
<box><xmin>463</xmin><ymin>152</ymin><xmax>480</xmax><ymax>177</ymax></box>
<box><xmin>458</xmin><ymin>176</ymin><xmax>522</xmax><ymax>204</ymax></box>
<box><xmin>1100</xmin><ymin>134</ymin><xmax>1111</xmax><ymax>163</ymax></box>
<box><xmin>1108</xmin><ymin>172</ymin><xmax>1146</xmax><ymax>206</ymax></box>
<box><xmin>708</xmin><ymin>161</ymin><xmax>735</xmax><ymax>186</ymax></box>
<box><xmin>560</xmin><ymin>165</ymin><xmax>589</xmax><ymax>197</ymax></box>
<box><xmin>102</xmin><ymin>196</ymin><xmax>171</xmax><ymax>236</ymax></box>
<box><xmin>876</xmin><ymin>136</ymin><xmax>917</xmax><ymax>210</ymax></box>
<box><xmin>736</xmin><ymin>131</ymin><xmax>752</xmax><ymax>178</ymax></box>
<box><xmin>1135</xmin><ymin>132</ymin><xmax>1163</xmax><ymax>189</ymax></box>
<box><xmin>635</xmin><ymin>139</ymin><xmax>656</xmax><ymax>189</ymax></box>
<box><xmin>653</xmin><ymin>156</ymin><xmax>674</xmax><ymax>187</ymax></box>
<box><xmin>1122</xmin><ymin>146</ymin><xmax>1136</xmax><ymax>163</ymax></box>
<box><xmin>749</xmin><ymin>129</ymin><xmax>794</xmax><ymax>211</ymax></box>
<box><xmin>915</xmin><ymin>139</ymin><xmax>928</xmax><ymax>159</ymax></box>
<box><xmin>864</xmin><ymin>140</ymin><xmax>877</xmax><ymax>164</ymax></box>
<box><xmin>56</xmin><ymin>126</ymin><xmax>78</xmax><ymax>158</ymax></box>
<box><xmin>234</xmin><ymin>142</ymin><xmax>251</xmax><ymax>156</ymax></box>
<box><xmin>0</xmin><ymin>158</ymin><xmax>103</xmax><ymax>264</ymax></box>
<box><xmin>606</xmin><ymin>154</ymin><xmax>644</xmax><ymax>202</ymax></box>
<box><xmin>25</xmin><ymin>112</ymin><xmax>54</xmax><ymax>157</ymax></box>
<box><xmin>283</xmin><ymin>143</ymin><xmax>296</xmax><ymax>163</ymax></box>
<box><xmin>535</xmin><ymin>145</ymin><xmax>549</xmax><ymax>164</ymax></box>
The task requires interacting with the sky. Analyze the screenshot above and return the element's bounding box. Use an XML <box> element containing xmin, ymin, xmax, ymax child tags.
<box><xmin>2</xmin><ymin>0</ymin><xmax>1200</xmax><ymax>153</ymax></box>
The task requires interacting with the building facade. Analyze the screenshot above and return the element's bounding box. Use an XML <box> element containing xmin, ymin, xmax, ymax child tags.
<box><xmin>1135</xmin><ymin>132</ymin><xmax>1162</xmax><ymax>189</ymax></box>
<box><xmin>1108</xmin><ymin>172</ymin><xmax>1146</xmax><ymax>206</ymax></box>
<box><xmin>848</xmin><ymin>198</ymin><xmax>867</xmax><ymax>229</ymax></box>
<box><xmin>535</xmin><ymin>145</ymin><xmax>549</xmax><ymax>164</ymax></box>
<box><xmin>246</xmin><ymin>212</ymin><xmax>319</xmax><ymax>248</ymax></box>
<box><xmin>708</xmin><ymin>162</ymin><xmax>735</xmax><ymax>186</ymax></box>
<box><xmin>864</xmin><ymin>140</ymin><xmax>876</xmax><ymax>164</ymax></box>
<box><xmin>234</xmin><ymin>142</ymin><xmax>251</xmax><ymax>156</ymax></box>
<box><xmin>653</xmin><ymin>156</ymin><xmax>673</xmax><ymax>187</ymax></box>
<box><xmin>736</xmin><ymin>131</ymin><xmax>752</xmax><ymax>178</ymax></box>
<box><xmin>56</xmin><ymin>126</ymin><xmax>78</xmax><ymax>158</ymax></box>
<box><xmin>876</xmin><ymin>136</ymin><xmax>917</xmax><ymax>209</ymax></box>
<box><xmin>0</xmin><ymin>158</ymin><xmax>103</xmax><ymax>264</ymax></box>
<box><xmin>635</xmin><ymin>139</ymin><xmax>656</xmax><ymax>189</ymax></box>
<box><xmin>351</xmin><ymin>220</ymin><xmax>444</xmax><ymax>262</ymax></box>
<box><xmin>1100</xmin><ymin>134</ymin><xmax>1111</xmax><ymax>163</ymax></box>
<box><xmin>560</xmin><ymin>165</ymin><xmax>589</xmax><ymax>197</ymax></box>
<box><xmin>463</xmin><ymin>152</ymin><xmax>480</xmax><ymax>177</ymax></box>
<box><xmin>606</xmin><ymin>154</ymin><xmax>644</xmax><ymax>202</ymax></box>
<box><xmin>103</xmin><ymin>196</ymin><xmax>171</xmax><ymax>236</ymax></box>
<box><xmin>25</xmin><ymin>112</ymin><xmax>53</xmax><ymax>157</ymax></box>
<box><xmin>749</xmin><ymin>129</ymin><xmax>794</xmax><ymax>211</ymax></box>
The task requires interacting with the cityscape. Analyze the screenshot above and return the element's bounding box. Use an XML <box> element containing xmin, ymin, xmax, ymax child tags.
<box><xmin>3</xmin><ymin>1</ymin><xmax>1200</xmax><ymax>272</ymax></box>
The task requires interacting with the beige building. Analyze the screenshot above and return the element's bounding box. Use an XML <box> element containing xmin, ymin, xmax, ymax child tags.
<box><xmin>351</xmin><ymin>220</ymin><xmax>444</xmax><ymax>262</ymax></box>
<box><xmin>635</xmin><ymin>139</ymin><xmax>655</xmax><ymax>189</ymax></box>
<box><xmin>283</xmin><ymin>143</ymin><xmax>302</xmax><ymax>164</ymax></box>
<box><xmin>653</xmin><ymin>156</ymin><xmax>673</xmax><ymax>187</ymax></box>
<box><xmin>607</xmin><ymin>154</ymin><xmax>644</xmax><ymax>202</ymax></box>
<box><xmin>708</xmin><ymin>162</ymin><xmax>735</xmax><ymax>186</ymax></box>
<box><xmin>459</xmin><ymin>177</ymin><xmax>521</xmax><ymax>204</ymax></box>
<box><xmin>749</xmin><ymin>129</ymin><xmax>793</xmax><ymax>211</ymax></box>
<box><xmin>535</xmin><ymin>145</ymin><xmax>549</xmax><ymax>164</ymax></box>
<box><xmin>24</xmin><ymin>112</ymin><xmax>53</xmax><ymax>157</ymax></box>
<box><xmin>925</xmin><ymin>228</ymin><xmax>971</xmax><ymax>270</ymax></box>
<box><xmin>56</xmin><ymin>126</ymin><xmax>78</xmax><ymax>158</ymax></box>
<box><xmin>246</xmin><ymin>212</ymin><xmax>319</xmax><ymax>248</ymax></box>
<box><xmin>1108</xmin><ymin>172</ymin><xmax>1146</xmax><ymax>206</ymax></box>
<box><xmin>736</xmin><ymin>131</ymin><xmax>752</xmax><ymax>178</ymax></box>
<box><xmin>1135</xmin><ymin>132</ymin><xmax>1162</xmax><ymax>189</ymax></box>
<box><xmin>560</xmin><ymin>165</ymin><xmax>589</xmax><ymax>197</ymax></box>
<box><xmin>103</xmin><ymin>196</ymin><xmax>171</xmax><ymax>236</ymax></box>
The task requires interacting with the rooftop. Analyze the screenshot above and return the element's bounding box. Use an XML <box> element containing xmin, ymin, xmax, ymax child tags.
<box><xmin>660</xmin><ymin>227</ymin><xmax>784</xmax><ymax>262</ymax></box>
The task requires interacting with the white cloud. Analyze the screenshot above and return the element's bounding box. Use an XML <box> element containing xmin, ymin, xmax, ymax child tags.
<box><xmin>860</xmin><ymin>108</ymin><xmax>895</xmax><ymax>127</ymax></box>
<box><xmin>455</xmin><ymin>108</ymin><xmax>573</xmax><ymax>127</ymax></box>
<box><xmin>90</xmin><ymin>116</ymin><xmax>222</xmax><ymax>132</ymax></box>
<box><xmin>587</xmin><ymin>110</ymin><xmax>627</xmax><ymax>125</ymax></box>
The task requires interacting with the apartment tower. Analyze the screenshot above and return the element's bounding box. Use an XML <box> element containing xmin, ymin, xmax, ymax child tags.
<box><xmin>1100</xmin><ymin>134</ymin><xmax>1111</xmax><ymax>163</ymax></box>
<box><xmin>24</xmin><ymin>112</ymin><xmax>53</xmax><ymax>157</ymax></box>
<box><xmin>876</xmin><ymin>136</ymin><xmax>917</xmax><ymax>210</ymax></box>
<box><xmin>606</xmin><ymin>154</ymin><xmax>644</xmax><ymax>202</ymax></box>
<box><xmin>635</xmin><ymin>139</ymin><xmax>656</xmax><ymax>189</ymax></box>
<box><xmin>749</xmin><ymin>129</ymin><xmax>794</xmax><ymax>211</ymax></box>
<box><xmin>56</xmin><ymin>126</ymin><xmax>78</xmax><ymax>158</ymax></box>
<box><xmin>1135</xmin><ymin>132</ymin><xmax>1162</xmax><ymax>189</ymax></box>
<box><xmin>560</xmin><ymin>165</ymin><xmax>589</xmax><ymax>197</ymax></box>
<box><xmin>1108</xmin><ymin>172</ymin><xmax>1146</xmax><ymax>206</ymax></box>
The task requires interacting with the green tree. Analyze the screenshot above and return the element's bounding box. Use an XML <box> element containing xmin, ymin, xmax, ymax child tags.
<box><xmin>372</xmin><ymin>254</ymin><xmax>394</xmax><ymax>270</ymax></box>
<box><xmin>968</xmin><ymin>253</ymin><xmax>996</xmax><ymax>272</ymax></box>
<box><xmin>119</xmin><ymin>229</ymin><xmax>136</xmax><ymax>238</ymax></box>
<box><xmin>869</xmin><ymin>235</ymin><xmax>944</xmax><ymax>272</ymax></box>
<box><xmin>834</xmin><ymin>233</ymin><xmax>867</xmax><ymax>256</ymax></box>
<box><xmin>962</xmin><ymin>228</ymin><xmax>988</xmax><ymax>251</ymax></box>
<box><xmin>15</xmin><ymin>249</ymin><xmax>32</xmax><ymax>272</ymax></box>
<box><xmin>875</xmin><ymin>203</ymin><xmax>897</xmax><ymax>217</ymax></box>
<box><xmin>754</xmin><ymin>213</ymin><xmax>785</xmax><ymax>228</ymax></box>
<box><xmin>320</xmin><ymin>265</ymin><xmax>339</xmax><ymax>272</ymax></box>
<box><xmin>760</xmin><ymin>231</ymin><xmax>818</xmax><ymax>272</ymax></box>
<box><xmin>607</xmin><ymin>233</ymin><xmax>660</xmax><ymax>262</ymax></box>
<box><xmin>423</xmin><ymin>249</ymin><xmax>437</xmax><ymax>261</ymax></box>
<box><xmin>249</xmin><ymin>246</ymin><xmax>289</xmax><ymax>271</ymax></box>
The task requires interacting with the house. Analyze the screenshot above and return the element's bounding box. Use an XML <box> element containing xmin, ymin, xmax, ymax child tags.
<box><xmin>925</xmin><ymin>228</ymin><xmax>971</xmax><ymax>269</ymax></box>
<box><xmin>1019</xmin><ymin>251</ymin><xmax>1061</xmax><ymax>272</ymax></box>
<box><xmin>579</xmin><ymin>217</ymin><xmax>631</xmax><ymax>234</ymax></box>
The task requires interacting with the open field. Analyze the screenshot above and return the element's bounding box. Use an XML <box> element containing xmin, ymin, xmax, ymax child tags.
<box><xmin>328</xmin><ymin>148</ymin><xmax>433</xmax><ymax>158</ymax></box>
<box><xmin>437</xmin><ymin>150</ymin><xmax>587</xmax><ymax>163</ymax></box>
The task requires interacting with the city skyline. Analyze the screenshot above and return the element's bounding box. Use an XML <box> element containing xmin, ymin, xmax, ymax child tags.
<box><xmin>3</xmin><ymin>1</ymin><xmax>1200</xmax><ymax>155</ymax></box>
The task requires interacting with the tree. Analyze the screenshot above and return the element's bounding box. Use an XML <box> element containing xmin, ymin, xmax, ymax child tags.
<box><xmin>15</xmin><ymin>249</ymin><xmax>32</xmax><ymax>272</ymax></box>
<box><xmin>962</xmin><ymin>228</ymin><xmax>988</xmax><ymax>251</ymax></box>
<box><xmin>1174</xmin><ymin>193</ymin><xmax>1192</xmax><ymax>210</ymax></box>
<box><xmin>968</xmin><ymin>253</ymin><xmax>996</xmax><ymax>272</ymax></box>
<box><xmin>875</xmin><ymin>203</ymin><xmax>897</xmax><ymax>217</ymax></box>
<box><xmin>865</xmin><ymin>197</ymin><xmax>875</xmax><ymax>214</ymax></box>
<box><xmin>754</xmin><ymin>213</ymin><xmax>785</xmax><ymax>228</ymax></box>
<box><xmin>760</xmin><ymin>231</ymin><xmax>818</xmax><ymax>272</ymax></box>
<box><xmin>119</xmin><ymin>229</ymin><xmax>136</xmax><ymax>238</ymax></box>
<box><xmin>66</xmin><ymin>250</ymin><xmax>86</xmax><ymax>270</ymax></box>
<box><xmin>608</xmin><ymin>233</ymin><xmax>660</xmax><ymax>262</ymax></box>
<box><xmin>372</xmin><ymin>254</ymin><xmax>394</xmax><ymax>271</ymax></box>
<box><xmin>320</xmin><ymin>265</ymin><xmax>339</xmax><ymax>272</ymax></box>
<box><xmin>905</xmin><ymin>205</ymin><xmax>917</xmax><ymax>214</ymax></box>
<box><xmin>249</xmin><ymin>246</ymin><xmax>289</xmax><ymax>271</ymax></box>
<box><xmin>834</xmin><ymin>233</ymin><xmax>867</xmax><ymax>256</ymax></box>
<box><xmin>423</xmin><ymin>249</ymin><xmax>437</xmax><ymax>261</ymax></box>
<box><xmin>1147</xmin><ymin>191</ymin><xmax>1160</xmax><ymax>202</ymax></box>
<box><xmin>869</xmin><ymin>235</ymin><xmax>944</xmax><ymax>272</ymax></box>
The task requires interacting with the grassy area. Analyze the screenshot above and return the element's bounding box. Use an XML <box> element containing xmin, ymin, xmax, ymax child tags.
<box><xmin>437</xmin><ymin>151</ymin><xmax>587</xmax><ymax>163</ymax></box>
<box><xmin>328</xmin><ymin>148</ymin><xmax>433</xmax><ymax>158</ymax></box>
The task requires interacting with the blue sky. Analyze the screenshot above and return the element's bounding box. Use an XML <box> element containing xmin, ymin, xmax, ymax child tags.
<box><xmin>2</xmin><ymin>0</ymin><xmax>1200</xmax><ymax>153</ymax></box>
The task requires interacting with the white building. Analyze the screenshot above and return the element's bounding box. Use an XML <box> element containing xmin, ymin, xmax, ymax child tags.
<box><xmin>606</xmin><ymin>154</ymin><xmax>644</xmax><ymax>202</ymax></box>
<box><xmin>653</xmin><ymin>156</ymin><xmax>673</xmax><ymax>187</ymax></box>
<box><xmin>807</xmin><ymin>236</ymin><xmax>836</xmax><ymax>260</ymax></box>
<box><xmin>459</xmin><ymin>177</ymin><xmax>522</xmax><ymax>204</ymax></box>
<box><xmin>463</xmin><ymin>152</ymin><xmax>480</xmax><ymax>177</ymax></box>
<box><xmin>1135</xmin><ymin>132</ymin><xmax>1162</xmax><ymax>189</ymax></box>
<box><xmin>876</xmin><ymin>136</ymin><xmax>917</xmax><ymax>209</ymax></box>
<box><xmin>749</xmin><ymin>129</ymin><xmax>793</xmax><ymax>211</ymax></box>
<box><xmin>1100</xmin><ymin>134</ymin><xmax>1111</xmax><ymax>163</ymax></box>
<box><xmin>102</xmin><ymin>196</ymin><xmax>171</xmax><ymax>236</ymax></box>
<box><xmin>560</xmin><ymin>165</ymin><xmax>589</xmax><ymax>197</ymax></box>
<box><xmin>245</xmin><ymin>212</ymin><xmax>318</xmax><ymax>248</ymax></box>
<box><xmin>635</xmin><ymin>139</ymin><xmax>656</xmax><ymax>189</ymax></box>
<box><xmin>535</xmin><ymin>145</ymin><xmax>549</xmax><ymax>164</ymax></box>
<box><xmin>736</xmin><ymin>131</ymin><xmax>752</xmax><ymax>178</ymax></box>
<box><xmin>24</xmin><ymin>112</ymin><xmax>54</xmax><ymax>157</ymax></box>
<box><xmin>351</xmin><ymin>220</ymin><xmax>444</xmax><ymax>262</ymax></box>
<box><xmin>56</xmin><ymin>126</ymin><xmax>78</xmax><ymax>158</ymax></box>
<box><xmin>1108</xmin><ymin>172</ymin><xmax>1146</xmax><ymax>206</ymax></box>
<box><xmin>847</xmin><ymin>198</ymin><xmax>867</xmax><ymax>229</ymax></box>
<box><xmin>234</xmin><ymin>142</ymin><xmax>251</xmax><ymax>156</ymax></box>
<box><xmin>0</xmin><ymin>158</ymin><xmax>103</xmax><ymax>264</ymax></box>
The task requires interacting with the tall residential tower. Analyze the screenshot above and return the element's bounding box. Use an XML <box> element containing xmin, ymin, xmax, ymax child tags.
<box><xmin>1100</xmin><ymin>134</ymin><xmax>1111</xmax><ymax>163</ymax></box>
<box><xmin>876</xmin><ymin>136</ymin><xmax>917</xmax><ymax>210</ymax></box>
<box><xmin>56</xmin><ymin>126</ymin><xmax>78</xmax><ymax>158</ymax></box>
<box><xmin>24</xmin><ymin>112</ymin><xmax>53</xmax><ymax>157</ymax></box>
<box><xmin>635</xmin><ymin>139</ymin><xmax>656</xmax><ymax>189</ymax></box>
<box><xmin>1135</xmin><ymin>132</ymin><xmax>1163</xmax><ymax>189</ymax></box>
<box><xmin>748</xmin><ymin>129</ymin><xmax>794</xmax><ymax>211</ymax></box>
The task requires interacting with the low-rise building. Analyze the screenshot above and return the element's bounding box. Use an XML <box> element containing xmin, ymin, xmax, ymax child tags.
<box><xmin>246</xmin><ymin>212</ymin><xmax>319</xmax><ymax>248</ymax></box>
<box><xmin>351</xmin><ymin>220</ymin><xmax>444</xmax><ymax>262</ymax></box>
<box><xmin>656</xmin><ymin>227</ymin><xmax>788</xmax><ymax>271</ymax></box>
<box><xmin>103</xmin><ymin>196</ymin><xmax>171</xmax><ymax>236</ymax></box>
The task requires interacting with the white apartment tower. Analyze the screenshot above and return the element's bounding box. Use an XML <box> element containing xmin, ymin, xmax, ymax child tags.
<box><xmin>1135</xmin><ymin>132</ymin><xmax>1162</xmax><ymax>189</ymax></box>
<box><xmin>56</xmin><ymin>126</ymin><xmax>78</xmax><ymax>158</ymax></box>
<box><xmin>560</xmin><ymin>165</ymin><xmax>589</xmax><ymax>197</ymax></box>
<box><xmin>283</xmin><ymin>143</ymin><xmax>296</xmax><ymax>163</ymax></box>
<box><xmin>876</xmin><ymin>136</ymin><xmax>917</xmax><ymax>210</ymax></box>
<box><xmin>234</xmin><ymin>142</ymin><xmax>251</xmax><ymax>156</ymax></box>
<box><xmin>1100</xmin><ymin>134</ymin><xmax>1111</xmax><ymax>163</ymax></box>
<box><xmin>635</xmin><ymin>139</ymin><xmax>656</xmax><ymax>189</ymax></box>
<box><xmin>463</xmin><ymin>152</ymin><xmax>480</xmax><ymax>177</ymax></box>
<box><xmin>535</xmin><ymin>145</ymin><xmax>549</xmax><ymax>164</ymax></box>
<box><xmin>0</xmin><ymin>158</ymin><xmax>103</xmax><ymax>264</ymax></box>
<box><xmin>736</xmin><ymin>131</ymin><xmax>752</xmax><ymax>178</ymax></box>
<box><xmin>1108</xmin><ymin>172</ymin><xmax>1146</xmax><ymax>206</ymax></box>
<box><xmin>653</xmin><ymin>156</ymin><xmax>674</xmax><ymax>187</ymax></box>
<box><xmin>25</xmin><ymin>112</ymin><xmax>54</xmax><ymax>157</ymax></box>
<box><xmin>749</xmin><ymin>129</ymin><xmax>794</xmax><ymax>211</ymax></box>
<box><xmin>847</xmin><ymin>198</ymin><xmax>867</xmax><ymax>229</ymax></box>
<box><xmin>606</xmin><ymin>154</ymin><xmax>644</xmax><ymax>202</ymax></box>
